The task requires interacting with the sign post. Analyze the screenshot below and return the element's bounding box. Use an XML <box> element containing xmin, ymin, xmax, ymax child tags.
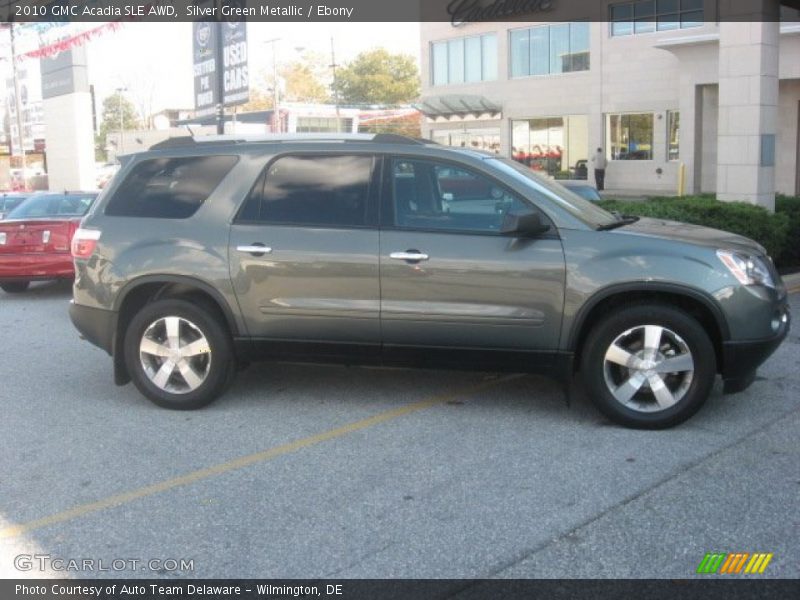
<box><xmin>192</xmin><ymin>14</ymin><xmax>249</xmax><ymax>133</ymax></box>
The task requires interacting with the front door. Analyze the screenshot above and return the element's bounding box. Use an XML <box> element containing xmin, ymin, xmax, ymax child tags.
<box><xmin>379</xmin><ymin>157</ymin><xmax>566</xmax><ymax>354</ymax></box>
<box><xmin>229</xmin><ymin>153</ymin><xmax>381</xmax><ymax>348</ymax></box>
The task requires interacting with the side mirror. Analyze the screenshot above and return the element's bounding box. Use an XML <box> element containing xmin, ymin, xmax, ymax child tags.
<box><xmin>500</xmin><ymin>210</ymin><xmax>550</xmax><ymax>236</ymax></box>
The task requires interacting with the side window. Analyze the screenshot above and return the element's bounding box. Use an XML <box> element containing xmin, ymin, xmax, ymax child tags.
<box><xmin>239</xmin><ymin>154</ymin><xmax>374</xmax><ymax>227</ymax></box>
<box><xmin>390</xmin><ymin>159</ymin><xmax>529</xmax><ymax>233</ymax></box>
<box><xmin>105</xmin><ymin>155</ymin><xmax>238</xmax><ymax>219</ymax></box>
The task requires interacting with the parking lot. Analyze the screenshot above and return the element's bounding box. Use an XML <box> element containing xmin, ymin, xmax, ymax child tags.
<box><xmin>1</xmin><ymin>280</ymin><xmax>798</xmax><ymax>579</ymax></box>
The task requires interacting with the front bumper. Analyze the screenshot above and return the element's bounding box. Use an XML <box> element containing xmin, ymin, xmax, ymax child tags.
<box><xmin>69</xmin><ymin>300</ymin><xmax>117</xmax><ymax>356</ymax></box>
<box><xmin>721</xmin><ymin>303</ymin><xmax>790</xmax><ymax>393</ymax></box>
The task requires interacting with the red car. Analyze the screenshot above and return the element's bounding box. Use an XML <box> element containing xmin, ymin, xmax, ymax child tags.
<box><xmin>0</xmin><ymin>192</ymin><xmax>98</xmax><ymax>293</ymax></box>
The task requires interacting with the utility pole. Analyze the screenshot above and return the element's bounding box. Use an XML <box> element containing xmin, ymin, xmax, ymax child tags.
<box><xmin>9</xmin><ymin>24</ymin><xmax>28</xmax><ymax>190</ymax></box>
<box><xmin>265</xmin><ymin>38</ymin><xmax>280</xmax><ymax>133</ymax></box>
<box><xmin>330</xmin><ymin>37</ymin><xmax>341</xmax><ymax>133</ymax></box>
<box><xmin>115</xmin><ymin>87</ymin><xmax>126</xmax><ymax>155</ymax></box>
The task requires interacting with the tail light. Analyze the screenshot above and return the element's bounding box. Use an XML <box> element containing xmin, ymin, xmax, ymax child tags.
<box><xmin>71</xmin><ymin>228</ymin><xmax>101</xmax><ymax>259</ymax></box>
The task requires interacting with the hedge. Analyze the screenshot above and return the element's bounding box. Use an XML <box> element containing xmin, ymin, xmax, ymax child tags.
<box><xmin>597</xmin><ymin>194</ymin><xmax>796</xmax><ymax>266</ymax></box>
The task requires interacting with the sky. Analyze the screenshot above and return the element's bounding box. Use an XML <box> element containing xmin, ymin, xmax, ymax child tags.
<box><xmin>84</xmin><ymin>21</ymin><xmax>421</xmax><ymax>113</ymax></box>
<box><xmin>0</xmin><ymin>21</ymin><xmax>420</xmax><ymax>118</ymax></box>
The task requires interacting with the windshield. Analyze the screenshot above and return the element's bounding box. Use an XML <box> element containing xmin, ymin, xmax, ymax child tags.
<box><xmin>7</xmin><ymin>193</ymin><xmax>96</xmax><ymax>220</ymax></box>
<box><xmin>487</xmin><ymin>158</ymin><xmax>617</xmax><ymax>229</ymax></box>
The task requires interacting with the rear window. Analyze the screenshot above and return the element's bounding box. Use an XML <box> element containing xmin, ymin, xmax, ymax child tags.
<box><xmin>105</xmin><ymin>155</ymin><xmax>238</xmax><ymax>219</ymax></box>
<box><xmin>6</xmin><ymin>193</ymin><xmax>96</xmax><ymax>220</ymax></box>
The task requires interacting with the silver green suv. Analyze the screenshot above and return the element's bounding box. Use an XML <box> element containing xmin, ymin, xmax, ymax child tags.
<box><xmin>69</xmin><ymin>134</ymin><xmax>790</xmax><ymax>428</ymax></box>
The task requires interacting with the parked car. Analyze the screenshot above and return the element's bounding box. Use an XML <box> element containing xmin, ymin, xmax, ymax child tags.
<box><xmin>69</xmin><ymin>134</ymin><xmax>789</xmax><ymax>429</ymax></box>
<box><xmin>560</xmin><ymin>180</ymin><xmax>602</xmax><ymax>202</ymax></box>
<box><xmin>0</xmin><ymin>191</ymin><xmax>99</xmax><ymax>293</ymax></box>
<box><xmin>0</xmin><ymin>192</ymin><xmax>31</xmax><ymax>220</ymax></box>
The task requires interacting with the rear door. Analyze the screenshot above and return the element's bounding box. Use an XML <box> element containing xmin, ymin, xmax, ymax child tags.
<box><xmin>379</xmin><ymin>156</ymin><xmax>566</xmax><ymax>354</ymax></box>
<box><xmin>229</xmin><ymin>153</ymin><xmax>382</xmax><ymax>350</ymax></box>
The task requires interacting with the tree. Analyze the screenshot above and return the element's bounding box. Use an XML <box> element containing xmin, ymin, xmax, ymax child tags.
<box><xmin>281</xmin><ymin>61</ymin><xmax>328</xmax><ymax>103</ymax></box>
<box><xmin>239</xmin><ymin>51</ymin><xmax>329</xmax><ymax>112</ymax></box>
<box><xmin>96</xmin><ymin>92</ymin><xmax>140</xmax><ymax>161</ymax></box>
<box><xmin>333</xmin><ymin>49</ymin><xmax>419</xmax><ymax>105</ymax></box>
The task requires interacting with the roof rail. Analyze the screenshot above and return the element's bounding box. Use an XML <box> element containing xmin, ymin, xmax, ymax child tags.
<box><xmin>148</xmin><ymin>133</ymin><xmax>429</xmax><ymax>150</ymax></box>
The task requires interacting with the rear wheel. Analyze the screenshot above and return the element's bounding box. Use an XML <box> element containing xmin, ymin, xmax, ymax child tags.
<box><xmin>1</xmin><ymin>281</ymin><xmax>30</xmax><ymax>293</ymax></box>
<box><xmin>124</xmin><ymin>299</ymin><xmax>236</xmax><ymax>410</ymax></box>
<box><xmin>581</xmin><ymin>304</ymin><xmax>716</xmax><ymax>429</ymax></box>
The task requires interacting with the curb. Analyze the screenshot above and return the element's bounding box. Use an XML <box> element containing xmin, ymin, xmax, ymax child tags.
<box><xmin>783</xmin><ymin>272</ymin><xmax>800</xmax><ymax>294</ymax></box>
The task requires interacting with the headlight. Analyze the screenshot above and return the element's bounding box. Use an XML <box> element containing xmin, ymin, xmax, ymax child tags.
<box><xmin>0</xmin><ymin>232</ymin><xmax>6</xmax><ymax>245</ymax></box>
<box><xmin>716</xmin><ymin>250</ymin><xmax>775</xmax><ymax>288</ymax></box>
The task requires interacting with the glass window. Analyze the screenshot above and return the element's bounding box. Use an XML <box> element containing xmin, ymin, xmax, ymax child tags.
<box><xmin>241</xmin><ymin>155</ymin><xmax>373</xmax><ymax>228</ymax></box>
<box><xmin>390</xmin><ymin>159</ymin><xmax>529</xmax><ymax>234</ymax></box>
<box><xmin>607</xmin><ymin>113</ymin><xmax>654</xmax><ymax>160</ymax></box>
<box><xmin>447</xmin><ymin>38</ymin><xmax>465</xmax><ymax>84</ymax></box>
<box><xmin>610</xmin><ymin>0</ymin><xmax>702</xmax><ymax>35</ymax></box>
<box><xmin>431</xmin><ymin>129</ymin><xmax>501</xmax><ymax>154</ymax></box>
<box><xmin>432</xmin><ymin>42</ymin><xmax>448</xmax><ymax>86</ymax></box>
<box><xmin>667</xmin><ymin>110</ymin><xmax>680</xmax><ymax>161</ymax></box>
<box><xmin>431</xmin><ymin>34</ymin><xmax>497</xmax><ymax>86</ymax></box>
<box><xmin>511</xmin><ymin>115</ymin><xmax>589</xmax><ymax>179</ymax></box>
<box><xmin>8</xmin><ymin>193</ymin><xmax>96</xmax><ymax>220</ymax></box>
<box><xmin>106</xmin><ymin>156</ymin><xmax>237</xmax><ymax>219</ymax></box>
<box><xmin>465</xmin><ymin>36</ymin><xmax>482</xmax><ymax>83</ymax></box>
<box><xmin>481</xmin><ymin>34</ymin><xmax>498</xmax><ymax>81</ymax></box>
<box><xmin>511</xmin><ymin>22</ymin><xmax>590</xmax><ymax>77</ymax></box>
<box><xmin>510</xmin><ymin>29</ymin><xmax>529</xmax><ymax>78</ymax></box>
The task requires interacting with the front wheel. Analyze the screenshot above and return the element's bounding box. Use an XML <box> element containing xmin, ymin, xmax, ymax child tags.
<box><xmin>124</xmin><ymin>299</ymin><xmax>236</xmax><ymax>410</ymax></box>
<box><xmin>1</xmin><ymin>281</ymin><xmax>30</xmax><ymax>293</ymax></box>
<box><xmin>581</xmin><ymin>304</ymin><xmax>716</xmax><ymax>429</ymax></box>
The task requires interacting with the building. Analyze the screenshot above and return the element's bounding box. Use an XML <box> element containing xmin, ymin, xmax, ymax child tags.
<box><xmin>418</xmin><ymin>1</ymin><xmax>800</xmax><ymax>208</ymax></box>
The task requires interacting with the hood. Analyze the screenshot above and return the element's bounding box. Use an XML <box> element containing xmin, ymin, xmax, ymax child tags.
<box><xmin>615</xmin><ymin>216</ymin><xmax>767</xmax><ymax>256</ymax></box>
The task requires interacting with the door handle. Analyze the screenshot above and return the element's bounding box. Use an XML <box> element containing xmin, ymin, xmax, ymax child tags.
<box><xmin>237</xmin><ymin>244</ymin><xmax>272</xmax><ymax>256</ymax></box>
<box><xmin>390</xmin><ymin>251</ymin><xmax>429</xmax><ymax>262</ymax></box>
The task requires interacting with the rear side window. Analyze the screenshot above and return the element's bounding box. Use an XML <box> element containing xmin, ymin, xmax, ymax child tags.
<box><xmin>105</xmin><ymin>155</ymin><xmax>237</xmax><ymax>219</ymax></box>
<box><xmin>238</xmin><ymin>154</ymin><xmax>374</xmax><ymax>227</ymax></box>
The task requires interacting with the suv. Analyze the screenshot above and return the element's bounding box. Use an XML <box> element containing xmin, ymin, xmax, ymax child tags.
<box><xmin>69</xmin><ymin>134</ymin><xmax>790</xmax><ymax>429</ymax></box>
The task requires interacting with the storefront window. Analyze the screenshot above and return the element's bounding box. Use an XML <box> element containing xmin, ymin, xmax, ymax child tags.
<box><xmin>511</xmin><ymin>115</ymin><xmax>589</xmax><ymax>178</ymax></box>
<box><xmin>431</xmin><ymin>129</ymin><xmax>501</xmax><ymax>154</ymax></box>
<box><xmin>607</xmin><ymin>113</ymin><xmax>654</xmax><ymax>160</ymax></box>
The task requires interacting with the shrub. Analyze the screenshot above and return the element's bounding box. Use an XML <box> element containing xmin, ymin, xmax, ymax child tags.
<box><xmin>596</xmin><ymin>195</ymin><xmax>791</xmax><ymax>263</ymax></box>
<box><xmin>775</xmin><ymin>195</ymin><xmax>800</xmax><ymax>268</ymax></box>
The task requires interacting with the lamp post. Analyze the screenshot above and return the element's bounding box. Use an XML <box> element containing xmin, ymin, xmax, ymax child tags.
<box><xmin>115</xmin><ymin>87</ymin><xmax>127</xmax><ymax>156</ymax></box>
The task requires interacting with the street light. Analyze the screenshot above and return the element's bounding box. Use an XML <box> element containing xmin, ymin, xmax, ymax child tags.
<box><xmin>116</xmin><ymin>87</ymin><xmax>127</xmax><ymax>156</ymax></box>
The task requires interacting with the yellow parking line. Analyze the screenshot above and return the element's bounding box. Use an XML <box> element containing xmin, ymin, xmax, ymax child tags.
<box><xmin>788</xmin><ymin>285</ymin><xmax>800</xmax><ymax>295</ymax></box>
<box><xmin>0</xmin><ymin>375</ymin><xmax>517</xmax><ymax>540</ymax></box>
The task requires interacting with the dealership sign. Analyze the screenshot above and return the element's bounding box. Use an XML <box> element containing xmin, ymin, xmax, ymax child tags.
<box><xmin>192</xmin><ymin>21</ymin><xmax>249</xmax><ymax>116</ymax></box>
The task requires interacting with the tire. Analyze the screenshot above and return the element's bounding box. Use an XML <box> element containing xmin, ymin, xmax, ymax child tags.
<box><xmin>580</xmin><ymin>304</ymin><xmax>716</xmax><ymax>429</ymax></box>
<box><xmin>123</xmin><ymin>299</ymin><xmax>236</xmax><ymax>410</ymax></box>
<box><xmin>1</xmin><ymin>281</ymin><xmax>30</xmax><ymax>293</ymax></box>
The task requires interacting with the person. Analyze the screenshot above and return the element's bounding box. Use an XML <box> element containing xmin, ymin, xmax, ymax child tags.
<box><xmin>592</xmin><ymin>147</ymin><xmax>607</xmax><ymax>191</ymax></box>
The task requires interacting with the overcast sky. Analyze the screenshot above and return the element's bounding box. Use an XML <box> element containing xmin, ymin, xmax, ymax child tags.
<box><xmin>83</xmin><ymin>22</ymin><xmax>421</xmax><ymax>113</ymax></box>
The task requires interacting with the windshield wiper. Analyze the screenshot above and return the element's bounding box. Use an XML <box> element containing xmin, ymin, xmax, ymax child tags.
<box><xmin>597</xmin><ymin>215</ymin><xmax>640</xmax><ymax>231</ymax></box>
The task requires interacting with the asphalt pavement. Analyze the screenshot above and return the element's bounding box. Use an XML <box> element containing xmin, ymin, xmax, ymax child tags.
<box><xmin>0</xmin><ymin>279</ymin><xmax>798</xmax><ymax>579</ymax></box>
